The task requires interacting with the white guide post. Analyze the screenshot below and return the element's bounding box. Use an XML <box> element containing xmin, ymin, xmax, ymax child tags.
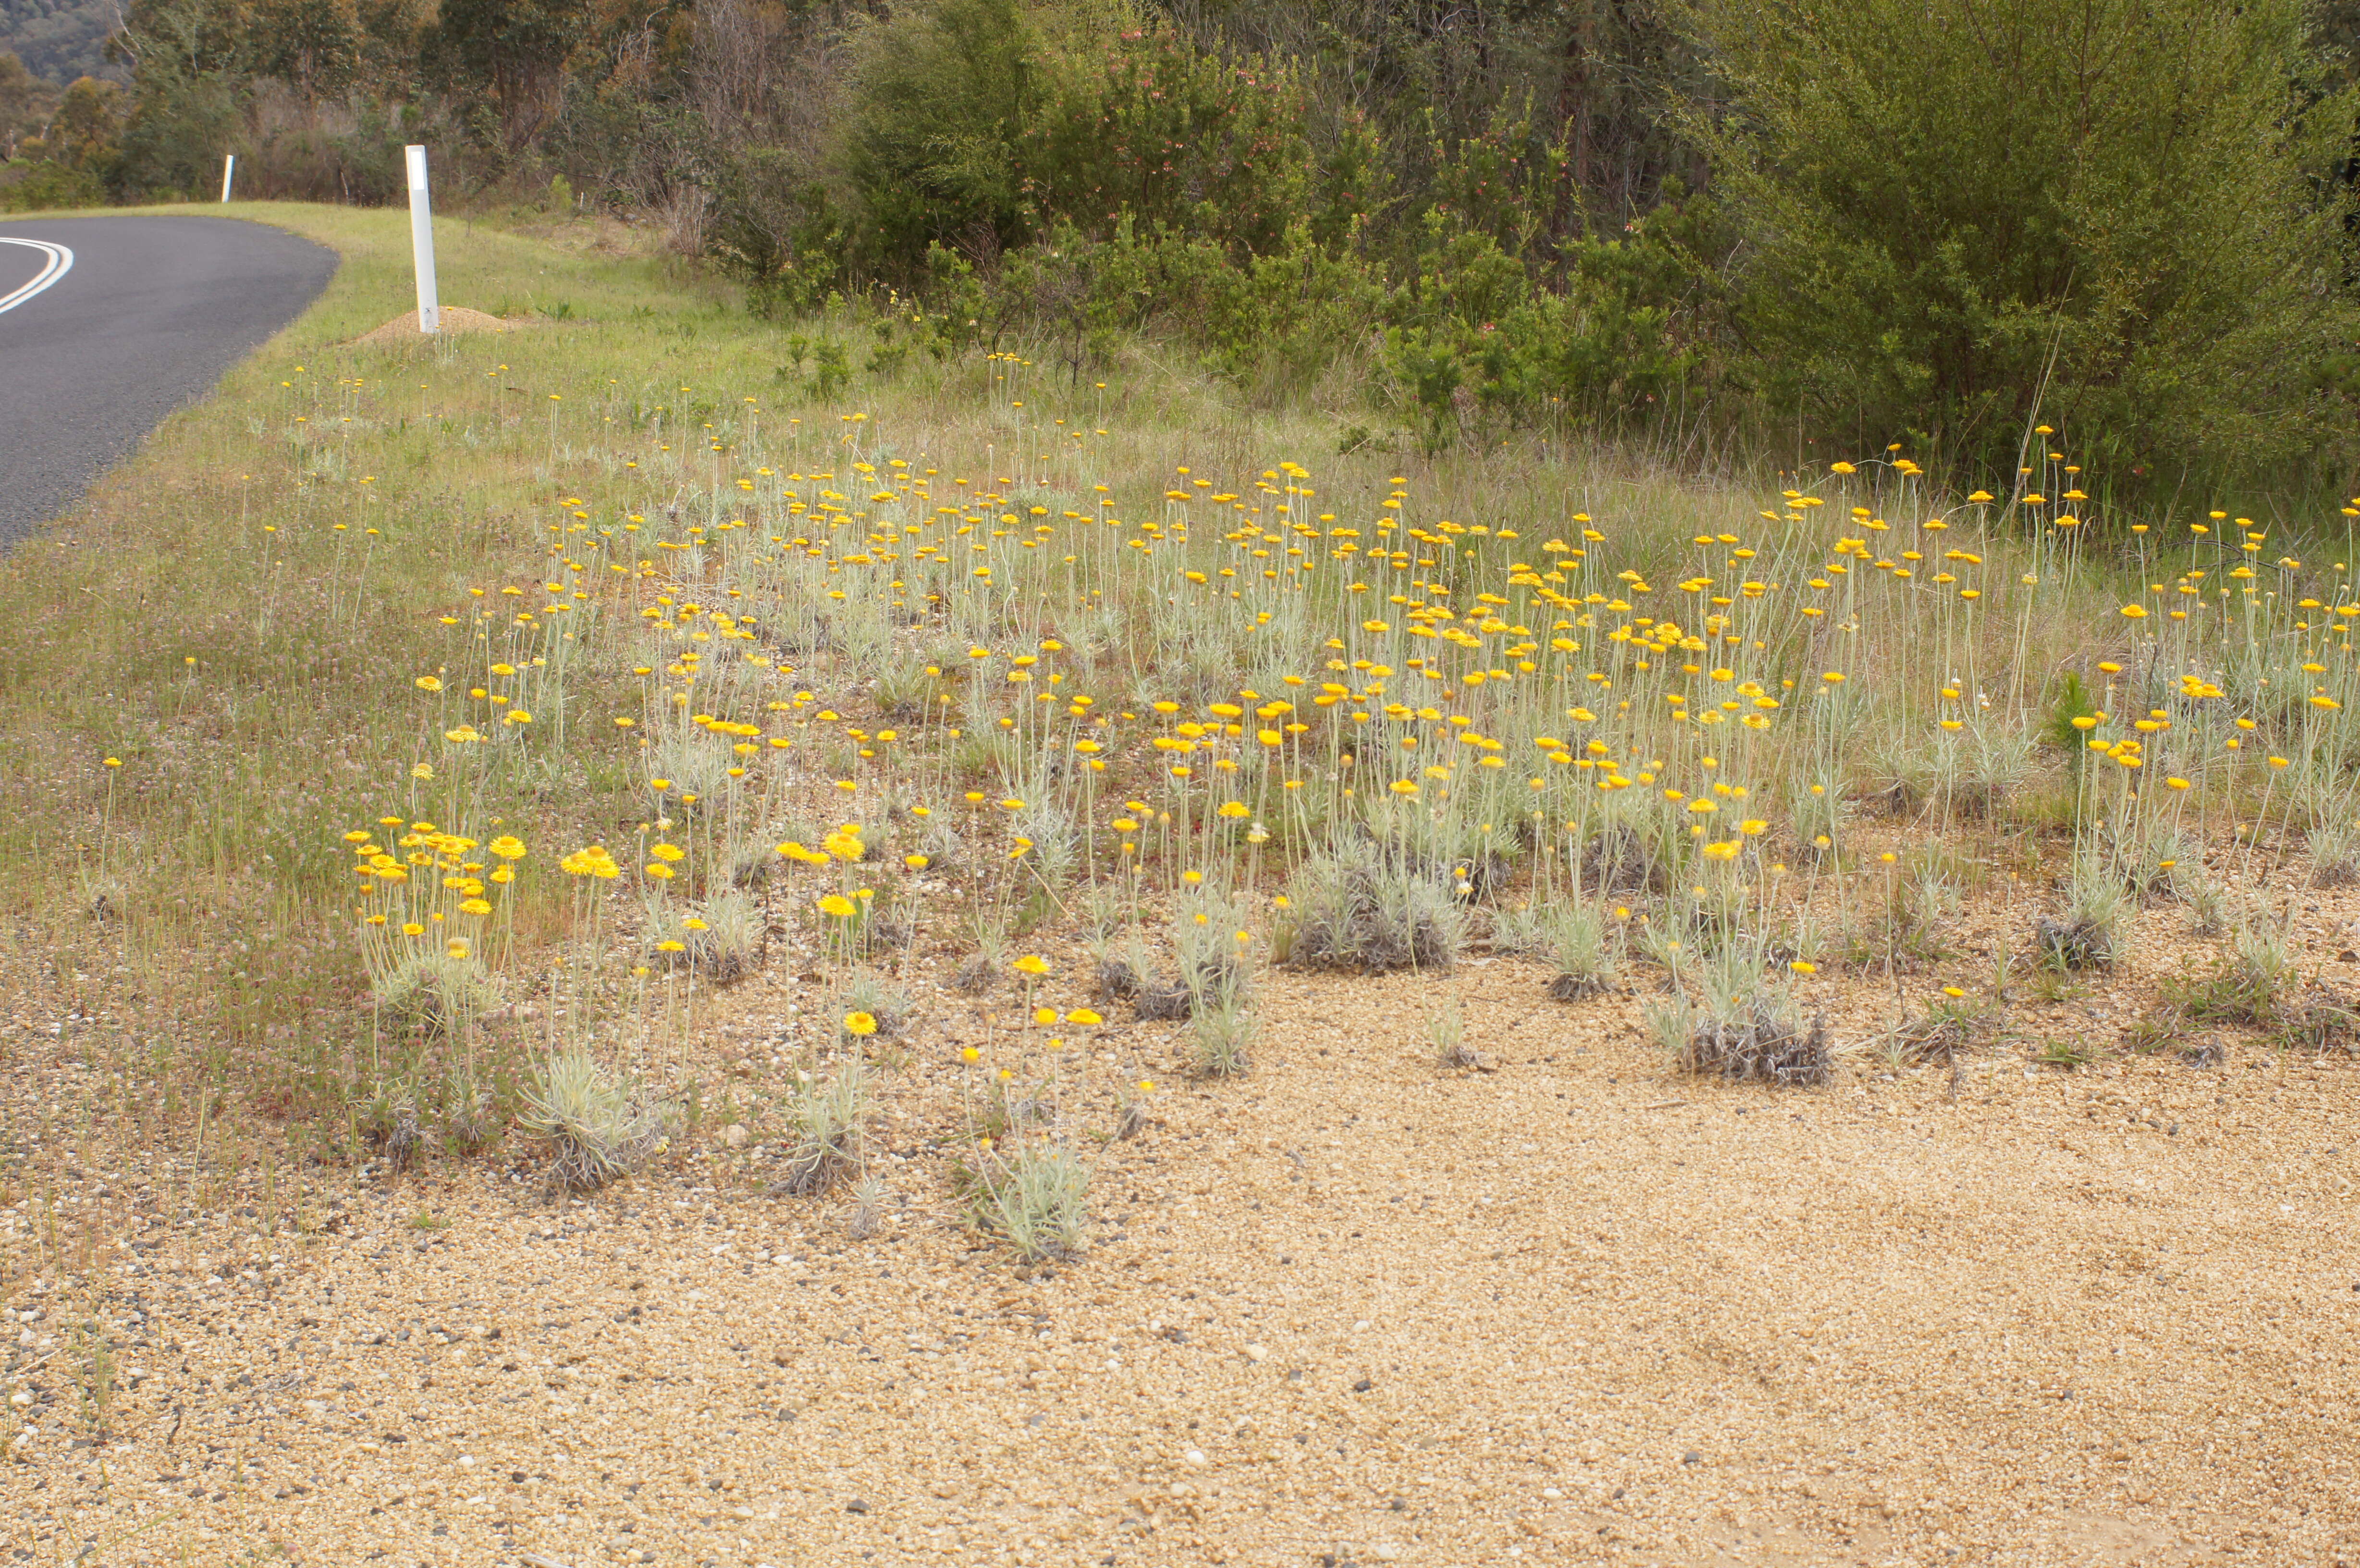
<box><xmin>405</xmin><ymin>144</ymin><xmax>440</xmax><ymax>335</ymax></box>
<box><xmin>220</xmin><ymin>154</ymin><xmax>234</xmax><ymax>203</ymax></box>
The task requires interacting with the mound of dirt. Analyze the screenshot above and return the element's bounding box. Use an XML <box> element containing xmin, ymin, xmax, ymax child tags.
<box><xmin>350</xmin><ymin>306</ymin><xmax>517</xmax><ymax>345</ymax></box>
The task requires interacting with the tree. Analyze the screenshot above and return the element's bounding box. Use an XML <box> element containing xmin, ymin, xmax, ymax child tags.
<box><xmin>247</xmin><ymin>0</ymin><xmax>364</xmax><ymax>114</ymax></box>
<box><xmin>0</xmin><ymin>49</ymin><xmax>61</xmax><ymax>158</ymax></box>
<box><xmin>104</xmin><ymin>0</ymin><xmax>243</xmax><ymax>197</ymax></box>
<box><xmin>1678</xmin><ymin>0</ymin><xmax>2360</xmax><ymax>483</ymax></box>
<box><xmin>427</xmin><ymin>0</ymin><xmax>590</xmax><ymax>152</ymax></box>
<box><xmin>839</xmin><ymin>0</ymin><xmax>1042</xmax><ymax>268</ymax></box>
<box><xmin>46</xmin><ymin>71</ymin><xmax>121</xmax><ymax>164</ymax></box>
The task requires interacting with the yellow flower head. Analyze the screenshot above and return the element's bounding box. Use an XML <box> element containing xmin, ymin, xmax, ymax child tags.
<box><xmin>844</xmin><ymin>1011</ymin><xmax>878</xmax><ymax>1037</ymax></box>
<box><xmin>818</xmin><ymin>893</ymin><xmax>858</xmax><ymax>919</ymax></box>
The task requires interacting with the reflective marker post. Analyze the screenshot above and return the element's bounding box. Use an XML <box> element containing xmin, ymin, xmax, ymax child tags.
<box><xmin>405</xmin><ymin>144</ymin><xmax>440</xmax><ymax>335</ymax></box>
<box><xmin>220</xmin><ymin>154</ymin><xmax>234</xmax><ymax>203</ymax></box>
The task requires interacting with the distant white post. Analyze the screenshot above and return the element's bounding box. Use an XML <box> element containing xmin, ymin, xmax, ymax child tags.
<box><xmin>405</xmin><ymin>144</ymin><xmax>440</xmax><ymax>335</ymax></box>
<box><xmin>220</xmin><ymin>153</ymin><xmax>234</xmax><ymax>203</ymax></box>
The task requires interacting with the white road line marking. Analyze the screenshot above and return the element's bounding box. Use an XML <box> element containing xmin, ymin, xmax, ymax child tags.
<box><xmin>0</xmin><ymin>238</ymin><xmax>74</xmax><ymax>316</ymax></box>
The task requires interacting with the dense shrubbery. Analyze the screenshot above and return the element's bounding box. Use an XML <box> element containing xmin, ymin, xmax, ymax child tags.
<box><xmin>0</xmin><ymin>0</ymin><xmax>2354</xmax><ymax>484</ymax></box>
<box><xmin>1685</xmin><ymin>0</ymin><xmax>2360</xmax><ymax>479</ymax></box>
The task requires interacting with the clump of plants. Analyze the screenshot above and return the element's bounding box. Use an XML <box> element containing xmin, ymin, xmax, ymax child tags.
<box><xmin>2034</xmin><ymin>853</ymin><xmax>2124</xmax><ymax>970</ymax></box>
<box><xmin>1190</xmin><ymin>988</ymin><xmax>1256</xmax><ymax>1076</ymax></box>
<box><xmin>357</xmin><ymin>1078</ymin><xmax>424</xmax><ymax>1167</ymax></box>
<box><xmin>771</xmin><ymin>1060</ymin><xmax>870</xmax><ymax>1195</ymax></box>
<box><xmin>2155</xmin><ymin>912</ymin><xmax>2292</xmax><ymax>1027</ymax></box>
<box><xmin>1544</xmin><ymin>899</ymin><xmax>1616</xmax><ymax>1001</ymax></box>
<box><xmin>965</xmin><ymin>1139</ymin><xmax>1091</xmax><ymax>1263</ymax></box>
<box><xmin>370</xmin><ymin>950</ymin><xmax>497</xmax><ymax>1037</ymax></box>
<box><xmin>1139</xmin><ymin>893</ymin><xmax>1254</xmax><ymax>1022</ymax></box>
<box><xmin>516</xmin><ymin>1053</ymin><xmax>664</xmax><ymax>1192</ymax></box>
<box><xmin>843</xmin><ymin>1174</ymin><xmax>888</xmax><ymax>1239</ymax></box>
<box><xmin>1282</xmin><ymin>838</ymin><xmax>1462</xmax><ymax>972</ymax></box>
<box><xmin>1578</xmin><ymin>822</ymin><xmax>1659</xmax><ymax>894</ymax></box>
<box><xmin>644</xmin><ymin>888</ymin><xmax>766</xmax><ymax>982</ymax></box>
<box><xmin>1663</xmin><ymin>955</ymin><xmax>1830</xmax><ymax>1087</ymax></box>
<box><xmin>839</xmin><ymin>972</ymin><xmax>914</xmax><ymax>1038</ymax></box>
<box><xmin>1427</xmin><ymin>996</ymin><xmax>1493</xmax><ymax>1071</ymax></box>
<box><xmin>2309</xmin><ymin>821</ymin><xmax>2360</xmax><ymax>888</ymax></box>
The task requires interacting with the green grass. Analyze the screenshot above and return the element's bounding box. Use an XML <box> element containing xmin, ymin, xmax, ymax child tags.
<box><xmin>0</xmin><ymin>202</ymin><xmax>797</xmax><ymax>1116</ymax></box>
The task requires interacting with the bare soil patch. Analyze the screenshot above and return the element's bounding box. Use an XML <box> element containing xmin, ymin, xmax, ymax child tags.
<box><xmin>349</xmin><ymin>306</ymin><xmax>518</xmax><ymax>345</ymax></box>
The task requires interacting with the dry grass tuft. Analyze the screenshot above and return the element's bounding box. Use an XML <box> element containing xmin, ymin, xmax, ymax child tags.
<box><xmin>1283</xmin><ymin>841</ymin><xmax>1462</xmax><ymax>973</ymax></box>
<box><xmin>2033</xmin><ymin>915</ymin><xmax>2114</xmax><ymax>969</ymax></box>
<box><xmin>1683</xmin><ymin>1003</ymin><xmax>1831</xmax><ymax>1086</ymax></box>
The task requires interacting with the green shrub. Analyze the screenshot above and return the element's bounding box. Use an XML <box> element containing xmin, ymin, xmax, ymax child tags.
<box><xmin>1382</xmin><ymin>216</ymin><xmax>1701</xmax><ymax>444</ymax></box>
<box><xmin>0</xmin><ymin>157</ymin><xmax>105</xmax><ymax>212</ymax></box>
<box><xmin>708</xmin><ymin>147</ymin><xmax>845</xmax><ymax>314</ymax></box>
<box><xmin>1021</xmin><ymin>26</ymin><xmax>1315</xmax><ymax>257</ymax></box>
<box><xmin>840</xmin><ymin>0</ymin><xmax>1044</xmax><ymax>273</ymax></box>
<box><xmin>1682</xmin><ymin>0</ymin><xmax>2360</xmax><ymax>482</ymax></box>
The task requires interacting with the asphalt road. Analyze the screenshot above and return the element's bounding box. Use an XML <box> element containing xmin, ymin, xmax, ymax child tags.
<box><xmin>0</xmin><ymin>214</ymin><xmax>337</xmax><ymax>544</ymax></box>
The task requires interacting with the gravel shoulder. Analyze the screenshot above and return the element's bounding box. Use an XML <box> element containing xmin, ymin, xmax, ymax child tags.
<box><xmin>4</xmin><ymin>891</ymin><xmax>2358</xmax><ymax>1567</ymax></box>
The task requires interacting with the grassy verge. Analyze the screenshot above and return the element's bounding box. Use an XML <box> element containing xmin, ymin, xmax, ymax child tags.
<box><xmin>0</xmin><ymin>203</ymin><xmax>763</xmax><ymax>1127</ymax></box>
<box><xmin>0</xmin><ymin>199</ymin><xmax>2351</xmax><ymax>1203</ymax></box>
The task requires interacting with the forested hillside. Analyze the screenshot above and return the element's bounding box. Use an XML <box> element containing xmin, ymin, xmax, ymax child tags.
<box><xmin>2</xmin><ymin>0</ymin><xmax>2358</xmax><ymax>494</ymax></box>
<box><xmin>0</xmin><ymin>0</ymin><xmax>121</xmax><ymax>83</ymax></box>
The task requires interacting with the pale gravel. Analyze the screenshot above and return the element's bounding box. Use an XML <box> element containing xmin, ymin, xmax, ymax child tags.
<box><xmin>5</xmin><ymin>865</ymin><xmax>2359</xmax><ymax>1566</ymax></box>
